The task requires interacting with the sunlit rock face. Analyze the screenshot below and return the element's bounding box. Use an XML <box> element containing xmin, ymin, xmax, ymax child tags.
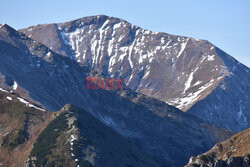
<box><xmin>20</xmin><ymin>15</ymin><xmax>250</xmax><ymax>132</ymax></box>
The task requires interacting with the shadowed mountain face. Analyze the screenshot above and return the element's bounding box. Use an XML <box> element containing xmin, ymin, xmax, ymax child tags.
<box><xmin>19</xmin><ymin>15</ymin><xmax>250</xmax><ymax>132</ymax></box>
<box><xmin>28</xmin><ymin>104</ymin><xmax>163</xmax><ymax>167</ymax></box>
<box><xmin>186</xmin><ymin>128</ymin><xmax>250</xmax><ymax>167</ymax></box>
<box><xmin>0</xmin><ymin>24</ymin><xmax>234</xmax><ymax>167</ymax></box>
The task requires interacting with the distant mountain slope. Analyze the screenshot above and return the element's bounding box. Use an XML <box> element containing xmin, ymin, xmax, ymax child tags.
<box><xmin>0</xmin><ymin>23</ymin><xmax>234</xmax><ymax>167</ymax></box>
<box><xmin>28</xmin><ymin>104</ymin><xmax>163</xmax><ymax>167</ymax></box>
<box><xmin>19</xmin><ymin>15</ymin><xmax>250</xmax><ymax>131</ymax></box>
<box><xmin>186</xmin><ymin>128</ymin><xmax>250</xmax><ymax>167</ymax></box>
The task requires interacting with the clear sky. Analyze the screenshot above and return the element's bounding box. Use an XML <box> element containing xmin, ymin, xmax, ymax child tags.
<box><xmin>1</xmin><ymin>0</ymin><xmax>250</xmax><ymax>67</ymax></box>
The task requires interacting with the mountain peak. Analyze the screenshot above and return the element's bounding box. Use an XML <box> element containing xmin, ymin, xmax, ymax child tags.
<box><xmin>0</xmin><ymin>23</ymin><xmax>17</xmax><ymax>33</ymax></box>
<box><xmin>19</xmin><ymin>16</ymin><xmax>250</xmax><ymax>132</ymax></box>
<box><xmin>0</xmin><ymin>19</ymin><xmax>238</xmax><ymax>166</ymax></box>
<box><xmin>0</xmin><ymin>23</ymin><xmax>6</xmax><ymax>27</ymax></box>
<box><xmin>56</xmin><ymin>14</ymin><xmax>131</xmax><ymax>34</ymax></box>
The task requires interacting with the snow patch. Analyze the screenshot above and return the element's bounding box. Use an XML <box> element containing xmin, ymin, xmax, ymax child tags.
<box><xmin>176</xmin><ymin>38</ymin><xmax>189</xmax><ymax>58</ymax></box>
<box><xmin>108</xmin><ymin>55</ymin><xmax>116</xmax><ymax>73</ymax></box>
<box><xmin>108</xmin><ymin>38</ymin><xmax>115</xmax><ymax>56</ymax></box>
<box><xmin>118</xmin><ymin>53</ymin><xmax>127</xmax><ymax>62</ymax></box>
<box><xmin>70</xmin><ymin>133</ymin><xmax>78</xmax><ymax>159</ymax></box>
<box><xmin>71</xmin><ymin>134</ymin><xmax>76</xmax><ymax>142</ymax></box>
<box><xmin>193</xmin><ymin>80</ymin><xmax>202</xmax><ymax>87</ymax></box>
<box><xmin>138</xmin><ymin>54</ymin><xmax>148</xmax><ymax>64</ymax></box>
<box><xmin>12</xmin><ymin>81</ymin><xmax>18</xmax><ymax>90</ymax></box>
<box><xmin>183</xmin><ymin>67</ymin><xmax>198</xmax><ymax>92</ymax></box>
<box><xmin>128</xmin><ymin>30</ymin><xmax>138</xmax><ymax>69</ymax></box>
<box><xmin>200</xmin><ymin>56</ymin><xmax>207</xmax><ymax>63</ymax></box>
<box><xmin>207</xmin><ymin>55</ymin><xmax>215</xmax><ymax>61</ymax></box>
<box><xmin>0</xmin><ymin>88</ymin><xmax>8</xmax><ymax>93</ymax></box>
<box><xmin>161</xmin><ymin>37</ymin><xmax>165</xmax><ymax>44</ymax></box>
<box><xmin>28</xmin><ymin>104</ymin><xmax>46</xmax><ymax>111</ymax></box>
<box><xmin>46</xmin><ymin>51</ymin><xmax>52</xmax><ymax>57</ymax></box>
<box><xmin>171</xmin><ymin>58</ymin><xmax>175</xmax><ymax>65</ymax></box>
<box><xmin>17</xmin><ymin>97</ymin><xmax>29</xmax><ymax>104</ymax></box>
<box><xmin>101</xmin><ymin>19</ymin><xmax>109</xmax><ymax>29</ymax></box>
<box><xmin>6</xmin><ymin>96</ymin><xmax>12</xmax><ymax>101</ymax></box>
<box><xmin>127</xmin><ymin>74</ymin><xmax>134</xmax><ymax>86</ymax></box>
<box><xmin>113</xmin><ymin>22</ymin><xmax>122</xmax><ymax>30</ymax></box>
<box><xmin>118</xmin><ymin>47</ymin><xmax>128</xmax><ymax>62</ymax></box>
<box><xmin>144</xmin><ymin>30</ymin><xmax>151</xmax><ymax>34</ymax></box>
<box><xmin>169</xmin><ymin>80</ymin><xmax>214</xmax><ymax>110</ymax></box>
<box><xmin>0</xmin><ymin>23</ymin><xmax>6</xmax><ymax>28</ymax></box>
<box><xmin>143</xmin><ymin>70</ymin><xmax>150</xmax><ymax>78</ymax></box>
<box><xmin>17</xmin><ymin>97</ymin><xmax>46</xmax><ymax>111</ymax></box>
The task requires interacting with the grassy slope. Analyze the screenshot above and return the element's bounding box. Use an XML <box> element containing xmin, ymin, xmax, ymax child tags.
<box><xmin>29</xmin><ymin>112</ymin><xmax>75</xmax><ymax>166</ymax></box>
<box><xmin>204</xmin><ymin>128</ymin><xmax>250</xmax><ymax>159</ymax></box>
<box><xmin>0</xmin><ymin>91</ymin><xmax>53</xmax><ymax>166</ymax></box>
<box><xmin>28</xmin><ymin>105</ymin><xmax>163</xmax><ymax>167</ymax></box>
<box><xmin>186</xmin><ymin>128</ymin><xmax>250</xmax><ymax>166</ymax></box>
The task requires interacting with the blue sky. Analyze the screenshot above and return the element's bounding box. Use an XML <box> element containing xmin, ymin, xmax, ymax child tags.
<box><xmin>1</xmin><ymin>0</ymin><xmax>250</xmax><ymax>67</ymax></box>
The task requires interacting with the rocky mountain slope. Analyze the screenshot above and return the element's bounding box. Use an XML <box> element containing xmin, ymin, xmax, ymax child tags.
<box><xmin>186</xmin><ymin>128</ymin><xmax>250</xmax><ymax>167</ymax></box>
<box><xmin>20</xmin><ymin>15</ymin><xmax>250</xmax><ymax>132</ymax></box>
<box><xmin>0</xmin><ymin>23</ymin><xmax>234</xmax><ymax>167</ymax></box>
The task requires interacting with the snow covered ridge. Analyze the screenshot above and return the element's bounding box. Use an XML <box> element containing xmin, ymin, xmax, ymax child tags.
<box><xmin>0</xmin><ymin>86</ymin><xmax>46</xmax><ymax>111</ymax></box>
<box><xmin>0</xmin><ymin>23</ymin><xmax>6</xmax><ymax>28</ymax></box>
<box><xmin>0</xmin><ymin>87</ymin><xmax>8</xmax><ymax>93</ymax></box>
<box><xmin>17</xmin><ymin>97</ymin><xmax>46</xmax><ymax>111</ymax></box>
